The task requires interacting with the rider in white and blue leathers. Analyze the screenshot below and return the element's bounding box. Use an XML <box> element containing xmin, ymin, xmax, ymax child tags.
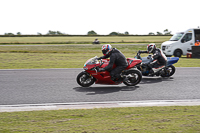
<box><xmin>139</xmin><ymin>43</ymin><xmax>167</xmax><ymax>75</ymax></box>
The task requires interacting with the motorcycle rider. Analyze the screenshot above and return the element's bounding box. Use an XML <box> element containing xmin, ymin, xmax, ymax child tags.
<box><xmin>139</xmin><ymin>43</ymin><xmax>167</xmax><ymax>75</ymax></box>
<box><xmin>97</xmin><ymin>44</ymin><xmax>128</xmax><ymax>82</ymax></box>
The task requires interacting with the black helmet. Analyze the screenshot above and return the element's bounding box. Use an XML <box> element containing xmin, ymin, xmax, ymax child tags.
<box><xmin>147</xmin><ymin>43</ymin><xmax>156</xmax><ymax>53</ymax></box>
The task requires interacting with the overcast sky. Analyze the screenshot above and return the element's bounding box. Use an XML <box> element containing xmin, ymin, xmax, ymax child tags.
<box><xmin>1</xmin><ymin>0</ymin><xmax>200</xmax><ymax>35</ymax></box>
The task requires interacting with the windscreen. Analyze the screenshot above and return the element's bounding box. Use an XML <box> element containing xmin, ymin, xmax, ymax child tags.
<box><xmin>169</xmin><ymin>32</ymin><xmax>184</xmax><ymax>41</ymax></box>
<box><xmin>84</xmin><ymin>56</ymin><xmax>99</xmax><ymax>66</ymax></box>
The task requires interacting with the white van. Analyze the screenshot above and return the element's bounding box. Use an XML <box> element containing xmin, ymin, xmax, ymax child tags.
<box><xmin>161</xmin><ymin>28</ymin><xmax>200</xmax><ymax>57</ymax></box>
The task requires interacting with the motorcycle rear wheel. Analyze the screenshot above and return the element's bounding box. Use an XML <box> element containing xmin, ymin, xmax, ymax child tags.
<box><xmin>161</xmin><ymin>65</ymin><xmax>175</xmax><ymax>77</ymax></box>
<box><xmin>76</xmin><ymin>71</ymin><xmax>95</xmax><ymax>87</ymax></box>
<box><xmin>123</xmin><ymin>69</ymin><xmax>142</xmax><ymax>86</ymax></box>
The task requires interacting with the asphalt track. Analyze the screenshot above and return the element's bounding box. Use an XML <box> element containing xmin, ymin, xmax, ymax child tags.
<box><xmin>0</xmin><ymin>67</ymin><xmax>200</xmax><ymax>112</ymax></box>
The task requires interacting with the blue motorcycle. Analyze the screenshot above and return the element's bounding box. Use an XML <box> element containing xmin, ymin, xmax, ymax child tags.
<box><xmin>135</xmin><ymin>51</ymin><xmax>179</xmax><ymax>77</ymax></box>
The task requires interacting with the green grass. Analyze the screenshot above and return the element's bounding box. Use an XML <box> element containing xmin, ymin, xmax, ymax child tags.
<box><xmin>0</xmin><ymin>44</ymin><xmax>200</xmax><ymax>69</ymax></box>
<box><xmin>0</xmin><ymin>36</ymin><xmax>171</xmax><ymax>44</ymax></box>
<box><xmin>0</xmin><ymin>53</ymin><xmax>86</xmax><ymax>69</ymax></box>
<box><xmin>0</xmin><ymin>106</ymin><xmax>200</xmax><ymax>132</ymax></box>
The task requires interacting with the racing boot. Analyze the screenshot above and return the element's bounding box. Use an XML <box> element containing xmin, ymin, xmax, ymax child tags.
<box><xmin>122</xmin><ymin>76</ymin><xmax>129</xmax><ymax>82</ymax></box>
<box><xmin>114</xmin><ymin>77</ymin><xmax>123</xmax><ymax>83</ymax></box>
<box><xmin>148</xmin><ymin>69</ymin><xmax>155</xmax><ymax>76</ymax></box>
<box><xmin>114</xmin><ymin>76</ymin><xmax>128</xmax><ymax>83</ymax></box>
<box><xmin>152</xmin><ymin>66</ymin><xmax>165</xmax><ymax>76</ymax></box>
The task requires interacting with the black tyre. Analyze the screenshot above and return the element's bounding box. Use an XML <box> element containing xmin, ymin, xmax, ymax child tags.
<box><xmin>174</xmin><ymin>49</ymin><xmax>182</xmax><ymax>57</ymax></box>
<box><xmin>166</xmin><ymin>55</ymin><xmax>172</xmax><ymax>57</ymax></box>
<box><xmin>123</xmin><ymin>69</ymin><xmax>142</xmax><ymax>86</ymax></box>
<box><xmin>76</xmin><ymin>71</ymin><xmax>95</xmax><ymax>87</ymax></box>
<box><xmin>161</xmin><ymin>65</ymin><xmax>175</xmax><ymax>77</ymax></box>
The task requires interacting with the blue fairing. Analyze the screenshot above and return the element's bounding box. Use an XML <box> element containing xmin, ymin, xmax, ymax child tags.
<box><xmin>135</xmin><ymin>55</ymin><xmax>179</xmax><ymax>67</ymax></box>
<box><xmin>141</xmin><ymin>56</ymin><xmax>152</xmax><ymax>64</ymax></box>
<box><xmin>167</xmin><ymin>57</ymin><xmax>179</xmax><ymax>66</ymax></box>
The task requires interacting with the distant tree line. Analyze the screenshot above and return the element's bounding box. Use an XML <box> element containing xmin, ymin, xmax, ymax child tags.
<box><xmin>3</xmin><ymin>30</ymin><xmax>131</xmax><ymax>35</ymax></box>
<box><xmin>87</xmin><ymin>29</ymin><xmax>172</xmax><ymax>35</ymax></box>
<box><xmin>4</xmin><ymin>32</ymin><xmax>21</xmax><ymax>36</ymax></box>
<box><xmin>87</xmin><ymin>30</ymin><xmax>130</xmax><ymax>35</ymax></box>
<box><xmin>148</xmin><ymin>29</ymin><xmax>172</xmax><ymax>35</ymax></box>
<box><xmin>4</xmin><ymin>30</ymin><xmax>68</xmax><ymax>36</ymax></box>
<box><xmin>2</xmin><ymin>29</ymin><xmax>172</xmax><ymax>36</ymax></box>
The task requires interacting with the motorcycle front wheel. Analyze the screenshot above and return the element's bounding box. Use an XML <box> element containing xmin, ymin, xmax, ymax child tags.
<box><xmin>123</xmin><ymin>69</ymin><xmax>142</xmax><ymax>86</ymax></box>
<box><xmin>76</xmin><ymin>71</ymin><xmax>95</xmax><ymax>87</ymax></box>
<box><xmin>161</xmin><ymin>65</ymin><xmax>175</xmax><ymax>77</ymax></box>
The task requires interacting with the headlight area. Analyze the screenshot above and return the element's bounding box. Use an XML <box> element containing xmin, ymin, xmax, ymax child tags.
<box><xmin>166</xmin><ymin>45</ymin><xmax>171</xmax><ymax>49</ymax></box>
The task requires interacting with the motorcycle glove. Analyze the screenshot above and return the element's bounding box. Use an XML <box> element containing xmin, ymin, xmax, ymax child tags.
<box><xmin>139</xmin><ymin>50</ymin><xmax>148</xmax><ymax>53</ymax></box>
<box><xmin>97</xmin><ymin>57</ymin><xmax>102</xmax><ymax>60</ymax></box>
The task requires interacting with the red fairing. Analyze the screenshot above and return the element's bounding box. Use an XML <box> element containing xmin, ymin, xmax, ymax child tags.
<box><xmin>83</xmin><ymin>57</ymin><xmax>141</xmax><ymax>85</ymax></box>
<box><xmin>125</xmin><ymin>58</ymin><xmax>142</xmax><ymax>70</ymax></box>
<box><xmin>84</xmin><ymin>59</ymin><xmax>117</xmax><ymax>84</ymax></box>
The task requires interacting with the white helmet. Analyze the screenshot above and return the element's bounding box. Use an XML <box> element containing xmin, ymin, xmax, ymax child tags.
<box><xmin>102</xmin><ymin>44</ymin><xmax>112</xmax><ymax>56</ymax></box>
<box><xmin>147</xmin><ymin>43</ymin><xmax>156</xmax><ymax>53</ymax></box>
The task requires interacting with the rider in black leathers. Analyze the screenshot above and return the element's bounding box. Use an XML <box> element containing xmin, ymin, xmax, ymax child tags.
<box><xmin>97</xmin><ymin>44</ymin><xmax>128</xmax><ymax>82</ymax></box>
<box><xmin>139</xmin><ymin>43</ymin><xmax>167</xmax><ymax>75</ymax></box>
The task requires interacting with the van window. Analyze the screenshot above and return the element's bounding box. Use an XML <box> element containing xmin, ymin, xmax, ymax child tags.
<box><xmin>181</xmin><ymin>33</ymin><xmax>192</xmax><ymax>43</ymax></box>
<box><xmin>170</xmin><ymin>32</ymin><xmax>184</xmax><ymax>41</ymax></box>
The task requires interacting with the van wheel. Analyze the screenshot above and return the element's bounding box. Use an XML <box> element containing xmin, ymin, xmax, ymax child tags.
<box><xmin>174</xmin><ymin>49</ymin><xmax>182</xmax><ymax>57</ymax></box>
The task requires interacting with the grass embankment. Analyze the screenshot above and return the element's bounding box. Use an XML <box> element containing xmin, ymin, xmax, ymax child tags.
<box><xmin>0</xmin><ymin>44</ymin><xmax>200</xmax><ymax>69</ymax></box>
<box><xmin>0</xmin><ymin>106</ymin><xmax>200</xmax><ymax>132</ymax></box>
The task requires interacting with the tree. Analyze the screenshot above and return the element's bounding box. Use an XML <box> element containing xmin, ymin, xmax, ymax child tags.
<box><xmin>17</xmin><ymin>32</ymin><xmax>21</xmax><ymax>35</ymax></box>
<box><xmin>56</xmin><ymin>31</ymin><xmax>63</xmax><ymax>35</ymax></box>
<box><xmin>87</xmin><ymin>30</ymin><xmax>97</xmax><ymax>35</ymax></box>
<box><xmin>37</xmin><ymin>32</ymin><xmax>42</xmax><ymax>35</ymax></box>
<box><xmin>47</xmin><ymin>30</ymin><xmax>57</xmax><ymax>35</ymax></box>
<box><xmin>164</xmin><ymin>29</ymin><xmax>172</xmax><ymax>35</ymax></box>
<box><xmin>124</xmin><ymin>31</ymin><xmax>129</xmax><ymax>35</ymax></box>
<box><xmin>109</xmin><ymin>32</ymin><xmax>118</xmax><ymax>35</ymax></box>
<box><xmin>5</xmin><ymin>33</ymin><xmax>14</xmax><ymax>35</ymax></box>
<box><xmin>148</xmin><ymin>32</ymin><xmax>155</xmax><ymax>35</ymax></box>
<box><xmin>156</xmin><ymin>32</ymin><xmax>163</xmax><ymax>35</ymax></box>
<box><xmin>47</xmin><ymin>30</ymin><xmax>64</xmax><ymax>35</ymax></box>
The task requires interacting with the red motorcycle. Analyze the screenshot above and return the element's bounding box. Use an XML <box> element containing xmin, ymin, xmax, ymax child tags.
<box><xmin>76</xmin><ymin>56</ymin><xmax>142</xmax><ymax>87</ymax></box>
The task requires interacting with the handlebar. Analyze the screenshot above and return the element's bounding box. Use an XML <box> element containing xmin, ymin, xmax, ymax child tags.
<box><xmin>90</xmin><ymin>59</ymin><xmax>104</xmax><ymax>73</ymax></box>
<box><xmin>99</xmin><ymin>59</ymin><xmax>104</xmax><ymax>67</ymax></box>
<box><xmin>135</xmin><ymin>51</ymin><xmax>142</xmax><ymax>59</ymax></box>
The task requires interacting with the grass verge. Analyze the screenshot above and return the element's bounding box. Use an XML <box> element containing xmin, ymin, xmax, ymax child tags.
<box><xmin>0</xmin><ymin>36</ymin><xmax>171</xmax><ymax>44</ymax></box>
<box><xmin>0</xmin><ymin>106</ymin><xmax>200</xmax><ymax>132</ymax></box>
<box><xmin>0</xmin><ymin>44</ymin><xmax>200</xmax><ymax>69</ymax></box>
